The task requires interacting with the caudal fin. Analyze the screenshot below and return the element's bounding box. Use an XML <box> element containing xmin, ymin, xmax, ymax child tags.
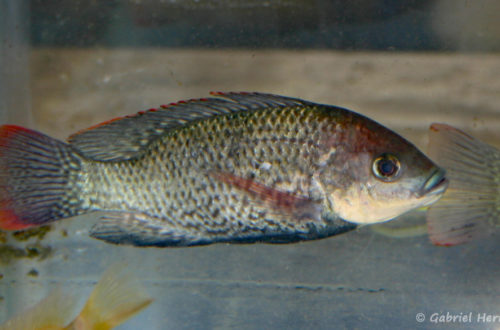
<box><xmin>0</xmin><ymin>287</ymin><xmax>79</xmax><ymax>330</ymax></box>
<box><xmin>0</xmin><ymin>125</ymin><xmax>82</xmax><ymax>230</ymax></box>
<box><xmin>426</xmin><ymin>123</ymin><xmax>499</xmax><ymax>246</ymax></box>
<box><xmin>70</xmin><ymin>263</ymin><xmax>153</xmax><ymax>329</ymax></box>
<box><xmin>0</xmin><ymin>264</ymin><xmax>153</xmax><ymax>330</ymax></box>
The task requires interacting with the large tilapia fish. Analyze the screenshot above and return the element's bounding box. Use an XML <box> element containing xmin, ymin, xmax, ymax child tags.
<box><xmin>0</xmin><ymin>93</ymin><xmax>448</xmax><ymax>247</ymax></box>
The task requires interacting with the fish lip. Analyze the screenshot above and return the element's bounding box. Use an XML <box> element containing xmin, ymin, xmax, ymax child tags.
<box><xmin>419</xmin><ymin>168</ymin><xmax>448</xmax><ymax>197</ymax></box>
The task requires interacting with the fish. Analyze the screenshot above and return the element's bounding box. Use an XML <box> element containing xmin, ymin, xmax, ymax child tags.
<box><xmin>0</xmin><ymin>263</ymin><xmax>153</xmax><ymax>330</ymax></box>
<box><xmin>0</xmin><ymin>92</ymin><xmax>448</xmax><ymax>247</ymax></box>
<box><xmin>426</xmin><ymin>123</ymin><xmax>500</xmax><ymax>246</ymax></box>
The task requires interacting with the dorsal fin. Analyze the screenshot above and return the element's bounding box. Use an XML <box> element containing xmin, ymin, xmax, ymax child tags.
<box><xmin>68</xmin><ymin>92</ymin><xmax>311</xmax><ymax>161</ymax></box>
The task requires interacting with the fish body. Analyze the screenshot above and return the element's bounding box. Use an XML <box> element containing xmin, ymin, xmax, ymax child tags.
<box><xmin>0</xmin><ymin>93</ymin><xmax>448</xmax><ymax>246</ymax></box>
<box><xmin>427</xmin><ymin>123</ymin><xmax>500</xmax><ymax>246</ymax></box>
<box><xmin>0</xmin><ymin>264</ymin><xmax>153</xmax><ymax>330</ymax></box>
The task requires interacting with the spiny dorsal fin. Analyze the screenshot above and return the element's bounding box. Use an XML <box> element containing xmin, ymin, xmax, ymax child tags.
<box><xmin>68</xmin><ymin>92</ymin><xmax>312</xmax><ymax>161</ymax></box>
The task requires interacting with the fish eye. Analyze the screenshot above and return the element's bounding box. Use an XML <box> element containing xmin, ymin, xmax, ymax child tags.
<box><xmin>372</xmin><ymin>153</ymin><xmax>401</xmax><ymax>181</ymax></box>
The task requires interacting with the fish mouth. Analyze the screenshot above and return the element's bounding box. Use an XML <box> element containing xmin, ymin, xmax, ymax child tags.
<box><xmin>419</xmin><ymin>168</ymin><xmax>448</xmax><ymax>198</ymax></box>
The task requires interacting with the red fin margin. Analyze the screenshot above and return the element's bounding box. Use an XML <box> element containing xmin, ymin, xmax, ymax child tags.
<box><xmin>0</xmin><ymin>206</ymin><xmax>30</xmax><ymax>230</ymax></box>
<box><xmin>0</xmin><ymin>125</ymin><xmax>78</xmax><ymax>230</ymax></box>
<box><xmin>0</xmin><ymin>126</ymin><xmax>41</xmax><ymax>230</ymax></box>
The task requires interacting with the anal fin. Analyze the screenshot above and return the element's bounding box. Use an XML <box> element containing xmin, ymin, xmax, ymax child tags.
<box><xmin>89</xmin><ymin>212</ymin><xmax>202</xmax><ymax>247</ymax></box>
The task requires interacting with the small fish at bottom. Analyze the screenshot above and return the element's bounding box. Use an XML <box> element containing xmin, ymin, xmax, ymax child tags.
<box><xmin>0</xmin><ymin>263</ymin><xmax>153</xmax><ymax>330</ymax></box>
<box><xmin>426</xmin><ymin>123</ymin><xmax>500</xmax><ymax>246</ymax></box>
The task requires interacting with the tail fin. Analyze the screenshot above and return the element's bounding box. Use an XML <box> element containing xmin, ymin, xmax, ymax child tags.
<box><xmin>70</xmin><ymin>263</ymin><xmax>153</xmax><ymax>330</ymax></box>
<box><xmin>0</xmin><ymin>287</ymin><xmax>79</xmax><ymax>330</ymax></box>
<box><xmin>426</xmin><ymin>123</ymin><xmax>499</xmax><ymax>246</ymax></box>
<box><xmin>0</xmin><ymin>125</ymin><xmax>82</xmax><ymax>230</ymax></box>
<box><xmin>0</xmin><ymin>264</ymin><xmax>153</xmax><ymax>330</ymax></box>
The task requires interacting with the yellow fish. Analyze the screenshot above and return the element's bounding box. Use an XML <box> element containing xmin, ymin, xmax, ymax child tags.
<box><xmin>0</xmin><ymin>264</ymin><xmax>153</xmax><ymax>330</ymax></box>
<box><xmin>427</xmin><ymin>123</ymin><xmax>500</xmax><ymax>246</ymax></box>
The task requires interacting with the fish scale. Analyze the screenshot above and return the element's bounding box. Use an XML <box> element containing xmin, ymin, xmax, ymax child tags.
<box><xmin>81</xmin><ymin>106</ymin><xmax>331</xmax><ymax>239</ymax></box>
<box><xmin>0</xmin><ymin>93</ymin><xmax>448</xmax><ymax>246</ymax></box>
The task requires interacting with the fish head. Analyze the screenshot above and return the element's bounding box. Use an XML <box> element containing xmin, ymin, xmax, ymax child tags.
<box><xmin>322</xmin><ymin>118</ymin><xmax>448</xmax><ymax>224</ymax></box>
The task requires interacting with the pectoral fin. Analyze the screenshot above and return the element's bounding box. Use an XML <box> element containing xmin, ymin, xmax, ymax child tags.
<box><xmin>211</xmin><ymin>171</ymin><xmax>322</xmax><ymax>222</ymax></box>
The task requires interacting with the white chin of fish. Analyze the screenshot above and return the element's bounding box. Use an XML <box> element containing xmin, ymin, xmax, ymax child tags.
<box><xmin>331</xmin><ymin>188</ymin><xmax>446</xmax><ymax>225</ymax></box>
<box><xmin>420</xmin><ymin>192</ymin><xmax>445</xmax><ymax>208</ymax></box>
